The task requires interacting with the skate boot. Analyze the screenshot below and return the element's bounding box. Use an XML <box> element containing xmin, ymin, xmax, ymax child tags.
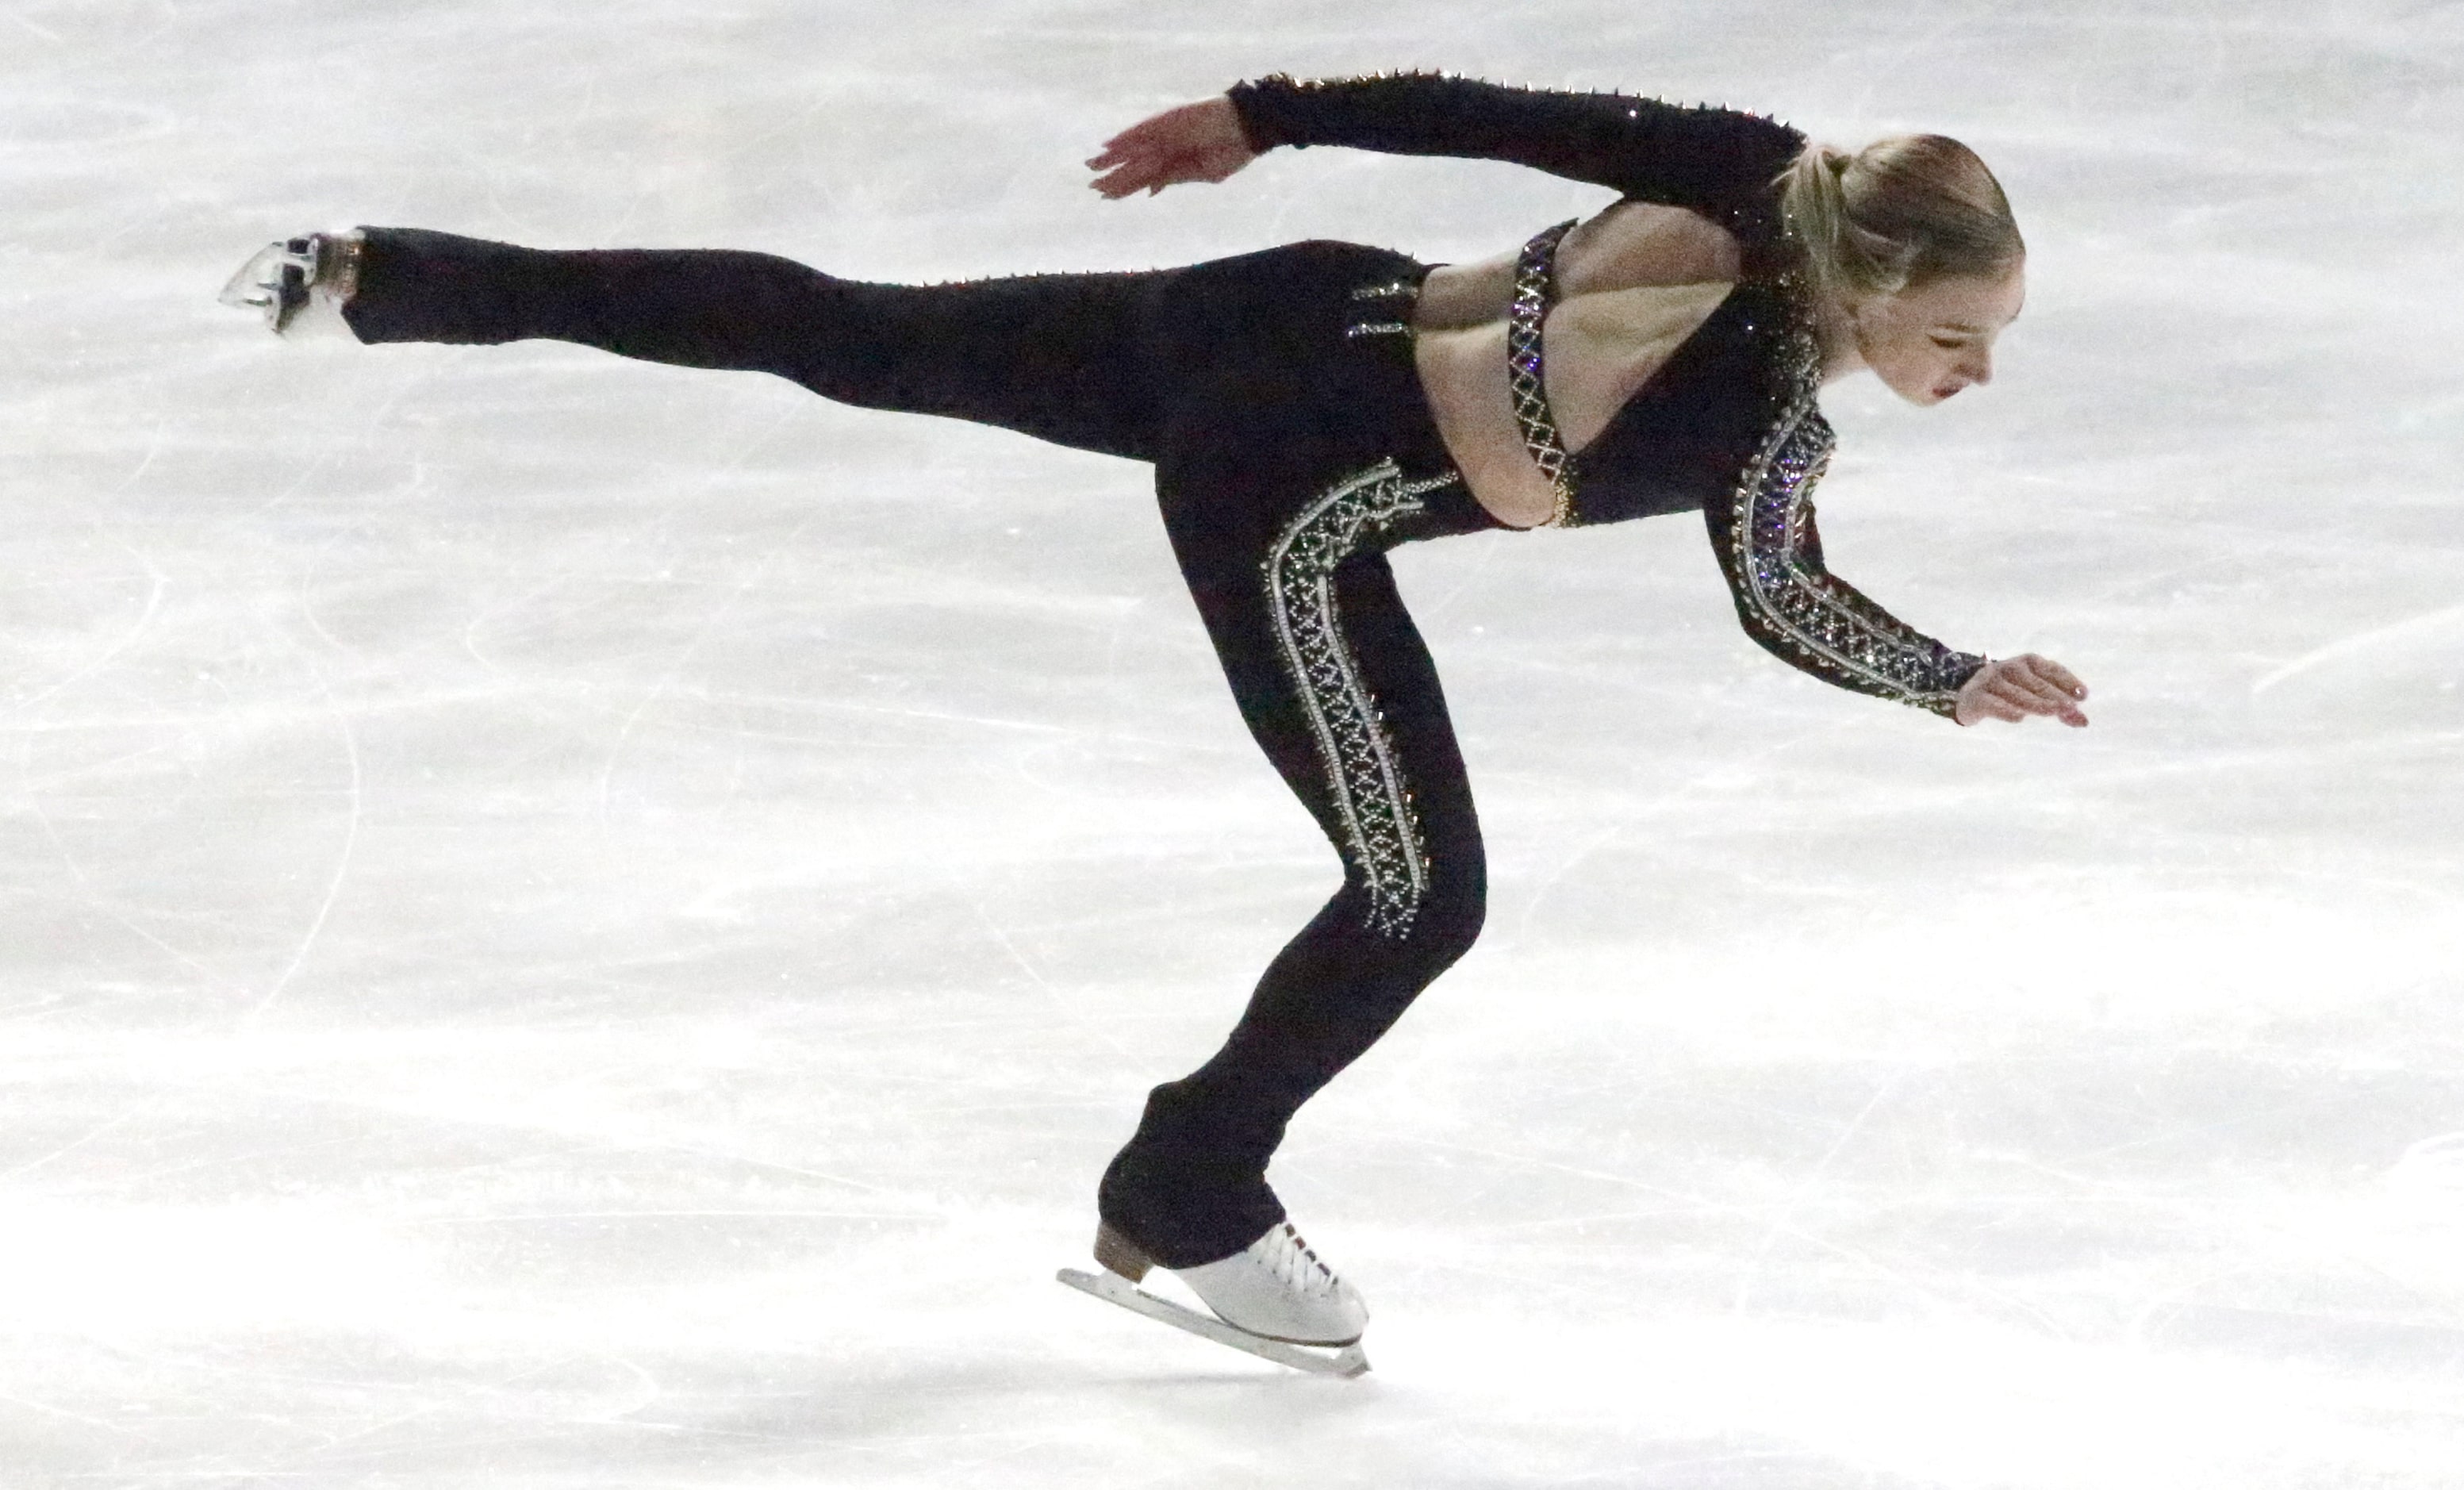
<box><xmin>1059</xmin><ymin>1217</ymin><xmax>1373</xmax><ymax>1376</ymax></box>
<box><xmin>1096</xmin><ymin>1219</ymin><xmax>1368</xmax><ymax>1346</ymax></box>
<box><xmin>218</xmin><ymin>232</ymin><xmax>361</xmax><ymax>335</ymax></box>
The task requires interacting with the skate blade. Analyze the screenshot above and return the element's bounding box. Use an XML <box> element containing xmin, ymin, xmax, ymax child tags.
<box><xmin>1057</xmin><ymin>1267</ymin><xmax>1371</xmax><ymax>1378</ymax></box>
<box><xmin>217</xmin><ymin>242</ymin><xmax>315</xmax><ymax>332</ymax></box>
<box><xmin>217</xmin><ymin>244</ymin><xmax>287</xmax><ymax>309</ymax></box>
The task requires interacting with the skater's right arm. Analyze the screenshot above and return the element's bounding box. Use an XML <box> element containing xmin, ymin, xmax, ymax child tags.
<box><xmin>1221</xmin><ymin>74</ymin><xmax>1805</xmax><ymax>214</ymax></box>
<box><xmin>1090</xmin><ymin>75</ymin><xmax>1801</xmax><ymax>216</ymax></box>
<box><xmin>1087</xmin><ymin>98</ymin><xmax>1258</xmax><ymax>198</ymax></box>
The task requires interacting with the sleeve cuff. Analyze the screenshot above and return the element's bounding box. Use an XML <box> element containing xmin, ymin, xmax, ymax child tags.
<box><xmin>1224</xmin><ymin>75</ymin><xmax>1298</xmax><ymax>153</ymax></box>
<box><xmin>1939</xmin><ymin>655</ymin><xmax>1989</xmax><ymax>724</ymax></box>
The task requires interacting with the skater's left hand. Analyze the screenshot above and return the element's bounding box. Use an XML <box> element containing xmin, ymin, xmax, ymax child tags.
<box><xmin>1954</xmin><ymin>654</ymin><xmax>2090</xmax><ymax>728</ymax></box>
<box><xmin>1088</xmin><ymin>96</ymin><xmax>1256</xmax><ymax>198</ymax></box>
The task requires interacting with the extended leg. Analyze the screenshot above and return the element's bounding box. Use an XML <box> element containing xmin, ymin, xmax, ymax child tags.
<box><xmin>328</xmin><ymin>227</ymin><xmax>1176</xmax><ymax>462</ymax></box>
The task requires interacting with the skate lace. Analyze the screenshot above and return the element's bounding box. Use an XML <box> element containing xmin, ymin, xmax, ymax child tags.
<box><xmin>1267</xmin><ymin>1223</ymin><xmax>1343</xmax><ymax>1300</ymax></box>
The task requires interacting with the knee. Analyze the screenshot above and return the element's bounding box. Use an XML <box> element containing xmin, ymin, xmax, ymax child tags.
<box><xmin>1400</xmin><ymin>850</ymin><xmax>1484</xmax><ymax>970</ymax></box>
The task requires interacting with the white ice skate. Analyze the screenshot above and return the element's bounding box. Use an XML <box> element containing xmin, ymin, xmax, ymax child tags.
<box><xmin>1057</xmin><ymin>1220</ymin><xmax>1372</xmax><ymax>1377</ymax></box>
<box><xmin>218</xmin><ymin>232</ymin><xmax>359</xmax><ymax>335</ymax></box>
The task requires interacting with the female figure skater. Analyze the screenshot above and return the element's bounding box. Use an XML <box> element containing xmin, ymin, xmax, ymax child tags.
<box><xmin>221</xmin><ymin>73</ymin><xmax>2087</xmax><ymax>1354</ymax></box>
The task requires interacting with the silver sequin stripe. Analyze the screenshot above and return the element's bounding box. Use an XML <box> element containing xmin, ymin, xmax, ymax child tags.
<box><xmin>1345</xmin><ymin>278</ymin><xmax>1420</xmax><ymax>339</ymax></box>
<box><xmin>1506</xmin><ymin>220</ymin><xmax>1580</xmax><ymax>527</ymax></box>
<box><xmin>1728</xmin><ymin>350</ymin><xmax>1971</xmax><ymax>711</ymax></box>
<box><xmin>1263</xmin><ymin>458</ymin><xmax>1457</xmax><ymax>938</ymax></box>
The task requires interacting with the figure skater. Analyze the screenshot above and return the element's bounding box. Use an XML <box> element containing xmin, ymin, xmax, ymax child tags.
<box><xmin>221</xmin><ymin>72</ymin><xmax>2088</xmax><ymax>1358</ymax></box>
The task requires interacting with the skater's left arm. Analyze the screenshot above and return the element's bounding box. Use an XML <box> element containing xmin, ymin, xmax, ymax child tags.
<box><xmin>1700</xmin><ymin>412</ymin><xmax>2087</xmax><ymax>728</ymax></box>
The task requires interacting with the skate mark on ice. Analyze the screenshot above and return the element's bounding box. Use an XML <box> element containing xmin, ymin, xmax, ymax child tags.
<box><xmin>17</xmin><ymin>539</ymin><xmax>167</xmax><ymax>709</ymax></box>
<box><xmin>12</xmin><ymin>713</ymin><xmax>249</xmax><ymax>1001</ymax></box>
<box><xmin>0</xmin><ymin>1112</ymin><xmax>141</xmax><ymax>1185</ymax></box>
<box><xmin>2049</xmin><ymin>1084</ymin><xmax>2355</xmax><ymax>1166</ymax></box>
<box><xmin>248</xmin><ymin>621</ymin><xmax>364</xmax><ymax>1024</ymax></box>
<box><xmin>406</xmin><ymin>1207</ymin><xmax>935</xmax><ymax>1225</ymax></box>
<box><xmin>15</xmin><ymin>437</ymin><xmax>170</xmax><ymax>710</ymax></box>
<box><xmin>2393</xmin><ymin>1132</ymin><xmax>2464</xmax><ymax>1174</ymax></box>
<box><xmin>2251</xmin><ymin>601</ymin><xmax>2464</xmax><ymax>695</ymax></box>
<box><xmin>75</xmin><ymin>1129</ymin><xmax>388</xmax><ymax>1189</ymax></box>
<box><xmin>1</xmin><ymin>441</ymin><xmax>225</xmax><ymax>987</ymax></box>
<box><xmin>249</xmin><ymin>1351</ymin><xmax>666</xmax><ymax>1474</ymax></box>
<box><xmin>1509</xmin><ymin>725</ymin><xmax>1832</xmax><ymax>944</ymax></box>
<box><xmin>1399</xmin><ymin>1130</ymin><xmax>2030</xmax><ymax>1323</ymax></box>
<box><xmin>593</xmin><ymin>405</ymin><xmax>811</xmax><ymax>828</ymax></box>
<box><xmin>1732</xmin><ymin>1073</ymin><xmax>1898</xmax><ymax>1316</ymax></box>
<box><xmin>19</xmin><ymin>810</ymin><xmax>242</xmax><ymax>999</ymax></box>
<box><xmin>0</xmin><ymin>1386</ymin><xmax>124</xmax><ymax>1435</ymax></box>
<box><xmin>644</xmin><ymin>1141</ymin><xmax>904</xmax><ymax>1199</ymax></box>
<box><xmin>943</xmin><ymin>879</ymin><xmax>1131</xmax><ymax>1060</ymax></box>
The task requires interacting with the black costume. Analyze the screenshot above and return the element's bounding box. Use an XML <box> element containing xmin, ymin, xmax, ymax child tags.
<box><xmin>338</xmin><ymin>75</ymin><xmax>1985</xmax><ymax>1268</ymax></box>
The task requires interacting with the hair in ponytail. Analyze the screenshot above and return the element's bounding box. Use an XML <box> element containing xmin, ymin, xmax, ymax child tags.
<box><xmin>1775</xmin><ymin>134</ymin><xmax>2023</xmax><ymax>309</ymax></box>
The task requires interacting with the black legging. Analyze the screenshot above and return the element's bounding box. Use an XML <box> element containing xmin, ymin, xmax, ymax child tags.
<box><xmin>347</xmin><ymin>228</ymin><xmax>1502</xmax><ymax>1266</ymax></box>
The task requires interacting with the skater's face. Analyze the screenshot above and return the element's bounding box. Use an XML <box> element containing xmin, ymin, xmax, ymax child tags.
<box><xmin>1851</xmin><ymin>262</ymin><xmax>2025</xmax><ymax>407</ymax></box>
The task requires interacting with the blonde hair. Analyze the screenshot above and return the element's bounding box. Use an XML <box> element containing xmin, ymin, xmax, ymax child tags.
<box><xmin>1775</xmin><ymin>134</ymin><xmax>2023</xmax><ymax>308</ymax></box>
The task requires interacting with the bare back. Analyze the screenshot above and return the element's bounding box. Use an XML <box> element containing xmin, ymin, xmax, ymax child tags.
<box><xmin>1414</xmin><ymin>202</ymin><xmax>1744</xmax><ymax>528</ymax></box>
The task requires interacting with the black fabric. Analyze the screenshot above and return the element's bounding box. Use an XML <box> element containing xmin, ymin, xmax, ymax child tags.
<box><xmin>1568</xmin><ymin>285</ymin><xmax>1797</xmax><ymax>525</ymax></box>
<box><xmin>1226</xmin><ymin>76</ymin><xmax>1812</xmax><ymax>529</ymax></box>
<box><xmin>344</xmin><ymin>229</ymin><xmax>1180</xmax><ymax>462</ymax></box>
<box><xmin>1227</xmin><ymin>74</ymin><xmax>1806</xmax><ymax>275</ymax></box>
<box><xmin>347</xmin><ymin>228</ymin><xmax>1499</xmax><ymax>1266</ymax></box>
<box><xmin>1221</xmin><ymin>76</ymin><xmax>1983</xmax><ymax>716</ymax></box>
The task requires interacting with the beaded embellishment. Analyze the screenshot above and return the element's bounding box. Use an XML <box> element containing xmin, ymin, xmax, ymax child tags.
<box><xmin>1344</xmin><ymin>278</ymin><xmax>1419</xmax><ymax>339</ymax></box>
<box><xmin>1507</xmin><ymin>219</ymin><xmax>1581</xmax><ymax>528</ymax></box>
<box><xmin>1263</xmin><ymin>457</ymin><xmax>1457</xmax><ymax>937</ymax></box>
<box><xmin>1727</xmin><ymin>319</ymin><xmax>1978</xmax><ymax>715</ymax></box>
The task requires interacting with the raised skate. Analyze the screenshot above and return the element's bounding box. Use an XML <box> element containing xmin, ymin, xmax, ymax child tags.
<box><xmin>1057</xmin><ymin>1219</ymin><xmax>1371</xmax><ymax>1377</ymax></box>
<box><xmin>218</xmin><ymin>232</ymin><xmax>360</xmax><ymax>335</ymax></box>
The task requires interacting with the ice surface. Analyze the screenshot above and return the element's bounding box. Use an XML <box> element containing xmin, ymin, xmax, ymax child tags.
<box><xmin>3</xmin><ymin>2</ymin><xmax>2462</xmax><ymax>1485</ymax></box>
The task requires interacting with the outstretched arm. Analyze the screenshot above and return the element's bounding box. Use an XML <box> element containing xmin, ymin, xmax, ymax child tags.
<box><xmin>1091</xmin><ymin>75</ymin><xmax>1803</xmax><ymax>211</ymax></box>
<box><xmin>1226</xmin><ymin>73</ymin><xmax>1804</xmax><ymax>205</ymax></box>
<box><xmin>1703</xmin><ymin>406</ymin><xmax>2088</xmax><ymax>728</ymax></box>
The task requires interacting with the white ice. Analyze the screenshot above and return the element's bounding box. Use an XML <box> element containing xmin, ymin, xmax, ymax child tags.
<box><xmin>4</xmin><ymin>2</ymin><xmax>2462</xmax><ymax>1485</ymax></box>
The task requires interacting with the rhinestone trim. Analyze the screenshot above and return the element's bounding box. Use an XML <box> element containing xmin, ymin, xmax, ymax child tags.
<box><xmin>1263</xmin><ymin>458</ymin><xmax>1457</xmax><ymax>937</ymax></box>
<box><xmin>1507</xmin><ymin>219</ymin><xmax>1580</xmax><ymax>528</ymax></box>
<box><xmin>1728</xmin><ymin>322</ymin><xmax>1973</xmax><ymax>713</ymax></box>
<box><xmin>1344</xmin><ymin>278</ymin><xmax>1420</xmax><ymax>339</ymax></box>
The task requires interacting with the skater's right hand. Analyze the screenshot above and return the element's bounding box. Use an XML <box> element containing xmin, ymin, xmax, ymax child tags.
<box><xmin>1953</xmin><ymin>654</ymin><xmax>2090</xmax><ymax>728</ymax></box>
<box><xmin>1088</xmin><ymin>96</ymin><xmax>1257</xmax><ymax>198</ymax></box>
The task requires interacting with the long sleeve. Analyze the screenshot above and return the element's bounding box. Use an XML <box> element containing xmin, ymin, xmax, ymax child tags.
<box><xmin>1702</xmin><ymin>398</ymin><xmax>1985</xmax><ymax>720</ymax></box>
<box><xmin>1226</xmin><ymin>73</ymin><xmax>1804</xmax><ymax>220</ymax></box>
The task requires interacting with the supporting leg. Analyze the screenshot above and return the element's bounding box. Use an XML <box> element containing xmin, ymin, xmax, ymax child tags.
<box><xmin>1102</xmin><ymin>463</ymin><xmax>1487</xmax><ymax>1269</ymax></box>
